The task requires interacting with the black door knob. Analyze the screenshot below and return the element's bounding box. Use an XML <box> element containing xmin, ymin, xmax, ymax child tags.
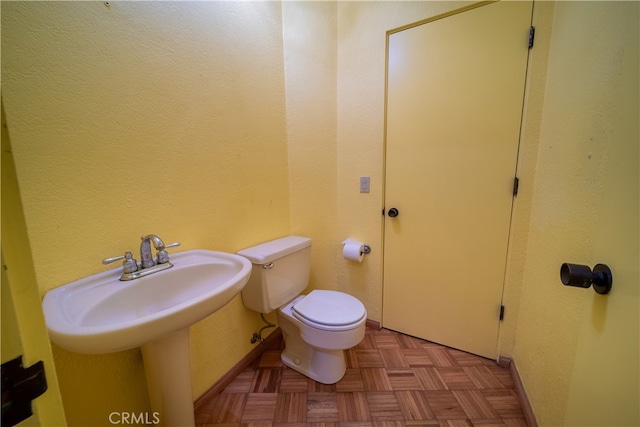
<box><xmin>388</xmin><ymin>208</ymin><xmax>399</xmax><ymax>218</ymax></box>
<box><xmin>560</xmin><ymin>263</ymin><xmax>613</xmax><ymax>295</ymax></box>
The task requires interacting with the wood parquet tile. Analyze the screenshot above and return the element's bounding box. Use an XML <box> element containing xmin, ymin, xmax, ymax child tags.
<box><xmin>195</xmin><ymin>326</ymin><xmax>528</xmax><ymax>427</ymax></box>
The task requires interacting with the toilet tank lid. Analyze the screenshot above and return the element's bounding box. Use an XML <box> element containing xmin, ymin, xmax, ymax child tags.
<box><xmin>237</xmin><ymin>235</ymin><xmax>311</xmax><ymax>264</ymax></box>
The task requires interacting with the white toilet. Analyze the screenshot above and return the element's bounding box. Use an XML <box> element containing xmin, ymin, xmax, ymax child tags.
<box><xmin>237</xmin><ymin>235</ymin><xmax>367</xmax><ymax>384</ymax></box>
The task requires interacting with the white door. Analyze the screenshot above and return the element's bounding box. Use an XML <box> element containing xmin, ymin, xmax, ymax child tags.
<box><xmin>383</xmin><ymin>1</ymin><xmax>532</xmax><ymax>358</ymax></box>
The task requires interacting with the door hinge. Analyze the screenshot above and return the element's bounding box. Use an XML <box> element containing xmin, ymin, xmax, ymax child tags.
<box><xmin>499</xmin><ymin>304</ymin><xmax>505</xmax><ymax>321</ymax></box>
<box><xmin>513</xmin><ymin>177</ymin><xmax>520</xmax><ymax>196</ymax></box>
<box><xmin>528</xmin><ymin>26</ymin><xmax>536</xmax><ymax>49</ymax></box>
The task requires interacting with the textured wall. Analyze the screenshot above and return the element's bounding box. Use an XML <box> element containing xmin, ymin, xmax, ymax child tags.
<box><xmin>563</xmin><ymin>5</ymin><xmax>640</xmax><ymax>420</ymax></box>
<box><xmin>512</xmin><ymin>2</ymin><xmax>639</xmax><ymax>425</ymax></box>
<box><xmin>2</xmin><ymin>106</ymin><xmax>67</xmax><ymax>426</ymax></box>
<box><xmin>282</xmin><ymin>1</ymin><xmax>339</xmax><ymax>294</ymax></box>
<box><xmin>1</xmin><ymin>2</ymin><xmax>289</xmax><ymax>425</ymax></box>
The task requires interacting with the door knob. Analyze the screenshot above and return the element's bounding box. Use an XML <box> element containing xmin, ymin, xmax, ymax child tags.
<box><xmin>560</xmin><ymin>263</ymin><xmax>613</xmax><ymax>295</ymax></box>
<box><xmin>387</xmin><ymin>208</ymin><xmax>399</xmax><ymax>218</ymax></box>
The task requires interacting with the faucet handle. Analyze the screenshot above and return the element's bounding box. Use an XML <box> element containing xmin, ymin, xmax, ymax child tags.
<box><xmin>103</xmin><ymin>253</ymin><xmax>126</xmax><ymax>265</ymax></box>
<box><xmin>156</xmin><ymin>242</ymin><xmax>180</xmax><ymax>264</ymax></box>
<box><xmin>102</xmin><ymin>251</ymin><xmax>138</xmax><ymax>274</ymax></box>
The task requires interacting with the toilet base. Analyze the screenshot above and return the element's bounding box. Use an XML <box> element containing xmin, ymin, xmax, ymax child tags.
<box><xmin>276</xmin><ymin>294</ymin><xmax>366</xmax><ymax>385</ymax></box>
<box><xmin>280</xmin><ymin>332</ymin><xmax>347</xmax><ymax>384</ymax></box>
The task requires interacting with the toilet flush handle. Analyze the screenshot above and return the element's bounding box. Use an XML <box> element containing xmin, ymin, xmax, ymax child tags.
<box><xmin>263</xmin><ymin>263</ymin><xmax>274</xmax><ymax>269</ymax></box>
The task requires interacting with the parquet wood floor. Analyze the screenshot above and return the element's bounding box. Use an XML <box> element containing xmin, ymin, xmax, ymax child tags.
<box><xmin>195</xmin><ymin>326</ymin><xmax>528</xmax><ymax>427</ymax></box>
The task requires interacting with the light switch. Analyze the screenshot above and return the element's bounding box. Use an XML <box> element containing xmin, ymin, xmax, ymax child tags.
<box><xmin>360</xmin><ymin>176</ymin><xmax>370</xmax><ymax>193</ymax></box>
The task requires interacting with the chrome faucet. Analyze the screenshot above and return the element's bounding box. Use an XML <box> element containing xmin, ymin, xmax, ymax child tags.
<box><xmin>140</xmin><ymin>234</ymin><xmax>167</xmax><ymax>268</ymax></box>
<box><xmin>102</xmin><ymin>234</ymin><xmax>180</xmax><ymax>281</ymax></box>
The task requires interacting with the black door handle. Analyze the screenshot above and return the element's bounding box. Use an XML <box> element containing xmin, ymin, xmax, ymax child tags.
<box><xmin>560</xmin><ymin>263</ymin><xmax>613</xmax><ymax>295</ymax></box>
<box><xmin>388</xmin><ymin>208</ymin><xmax>399</xmax><ymax>218</ymax></box>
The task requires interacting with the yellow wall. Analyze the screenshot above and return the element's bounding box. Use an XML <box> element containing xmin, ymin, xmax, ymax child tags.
<box><xmin>2</xmin><ymin>2</ymin><xmax>289</xmax><ymax>425</ymax></box>
<box><xmin>512</xmin><ymin>2</ymin><xmax>640</xmax><ymax>425</ymax></box>
<box><xmin>2</xmin><ymin>104</ymin><xmax>67</xmax><ymax>426</ymax></box>
<box><xmin>282</xmin><ymin>1</ymin><xmax>338</xmax><ymax>293</ymax></box>
<box><xmin>564</xmin><ymin>5</ymin><xmax>640</xmax><ymax>422</ymax></box>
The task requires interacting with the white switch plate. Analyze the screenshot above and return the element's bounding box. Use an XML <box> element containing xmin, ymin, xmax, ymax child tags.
<box><xmin>360</xmin><ymin>176</ymin><xmax>370</xmax><ymax>193</ymax></box>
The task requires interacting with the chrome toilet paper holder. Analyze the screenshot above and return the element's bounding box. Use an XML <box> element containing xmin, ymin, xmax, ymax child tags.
<box><xmin>341</xmin><ymin>238</ymin><xmax>371</xmax><ymax>256</ymax></box>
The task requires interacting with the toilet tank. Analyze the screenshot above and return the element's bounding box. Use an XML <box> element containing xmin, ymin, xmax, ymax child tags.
<box><xmin>237</xmin><ymin>236</ymin><xmax>312</xmax><ymax>313</ymax></box>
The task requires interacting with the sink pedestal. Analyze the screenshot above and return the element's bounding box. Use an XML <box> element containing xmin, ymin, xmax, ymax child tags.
<box><xmin>141</xmin><ymin>328</ymin><xmax>195</xmax><ymax>427</ymax></box>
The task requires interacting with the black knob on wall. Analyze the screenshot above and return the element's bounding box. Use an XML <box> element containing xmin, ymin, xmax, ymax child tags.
<box><xmin>388</xmin><ymin>208</ymin><xmax>399</xmax><ymax>218</ymax></box>
<box><xmin>560</xmin><ymin>263</ymin><xmax>613</xmax><ymax>295</ymax></box>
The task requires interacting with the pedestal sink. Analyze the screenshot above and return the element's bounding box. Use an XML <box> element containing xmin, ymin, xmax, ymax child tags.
<box><xmin>42</xmin><ymin>250</ymin><xmax>252</xmax><ymax>426</ymax></box>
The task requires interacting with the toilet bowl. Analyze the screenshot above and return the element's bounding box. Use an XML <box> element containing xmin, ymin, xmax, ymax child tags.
<box><xmin>278</xmin><ymin>290</ymin><xmax>366</xmax><ymax>384</ymax></box>
<box><xmin>237</xmin><ymin>236</ymin><xmax>367</xmax><ymax>384</ymax></box>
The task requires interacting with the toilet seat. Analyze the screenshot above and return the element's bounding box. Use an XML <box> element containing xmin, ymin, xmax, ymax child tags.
<box><xmin>292</xmin><ymin>290</ymin><xmax>366</xmax><ymax>331</ymax></box>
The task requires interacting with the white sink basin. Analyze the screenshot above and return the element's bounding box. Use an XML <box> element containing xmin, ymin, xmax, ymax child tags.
<box><xmin>42</xmin><ymin>249</ymin><xmax>252</xmax><ymax>354</ymax></box>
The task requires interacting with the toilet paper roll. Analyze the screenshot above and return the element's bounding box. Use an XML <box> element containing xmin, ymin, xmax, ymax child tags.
<box><xmin>343</xmin><ymin>241</ymin><xmax>365</xmax><ymax>262</ymax></box>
